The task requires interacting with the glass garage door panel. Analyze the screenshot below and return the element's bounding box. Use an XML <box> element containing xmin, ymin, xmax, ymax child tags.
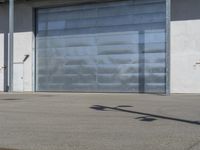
<box><xmin>36</xmin><ymin>0</ymin><xmax>166</xmax><ymax>93</ymax></box>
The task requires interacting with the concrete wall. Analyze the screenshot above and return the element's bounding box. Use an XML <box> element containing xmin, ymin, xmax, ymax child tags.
<box><xmin>14</xmin><ymin>4</ymin><xmax>33</xmax><ymax>92</ymax></box>
<box><xmin>0</xmin><ymin>33</ymin><xmax>4</xmax><ymax>91</ymax></box>
<box><xmin>171</xmin><ymin>0</ymin><xmax>200</xmax><ymax>93</ymax></box>
<box><xmin>0</xmin><ymin>5</ymin><xmax>8</xmax><ymax>91</ymax></box>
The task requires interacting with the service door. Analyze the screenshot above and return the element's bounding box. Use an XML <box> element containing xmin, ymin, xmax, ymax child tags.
<box><xmin>36</xmin><ymin>0</ymin><xmax>167</xmax><ymax>93</ymax></box>
<box><xmin>13</xmin><ymin>63</ymin><xmax>24</xmax><ymax>92</ymax></box>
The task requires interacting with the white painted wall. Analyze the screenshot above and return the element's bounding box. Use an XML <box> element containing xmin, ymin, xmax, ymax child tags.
<box><xmin>14</xmin><ymin>32</ymin><xmax>33</xmax><ymax>91</ymax></box>
<box><xmin>0</xmin><ymin>5</ymin><xmax>7</xmax><ymax>92</ymax></box>
<box><xmin>0</xmin><ymin>33</ymin><xmax>4</xmax><ymax>91</ymax></box>
<box><xmin>170</xmin><ymin>0</ymin><xmax>200</xmax><ymax>93</ymax></box>
<box><xmin>171</xmin><ymin>20</ymin><xmax>200</xmax><ymax>93</ymax></box>
<box><xmin>12</xmin><ymin>4</ymin><xmax>33</xmax><ymax>92</ymax></box>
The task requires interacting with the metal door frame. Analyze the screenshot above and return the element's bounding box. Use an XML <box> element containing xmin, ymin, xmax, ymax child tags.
<box><xmin>166</xmin><ymin>0</ymin><xmax>171</xmax><ymax>95</ymax></box>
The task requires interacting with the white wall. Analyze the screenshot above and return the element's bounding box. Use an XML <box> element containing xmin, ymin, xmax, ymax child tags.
<box><xmin>0</xmin><ymin>5</ymin><xmax>7</xmax><ymax>92</ymax></box>
<box><xmin>171</xmin><ymin>20</ymin><xmax>200</xmax><ymax>93</ymax></box>
<box><xmin>0</xmin><ymin>33</ymin><xmax>4</xmax><ymax>91</ymax></box>
<box><xmin>13</xmin><ymin>4</ymin><xmax>33</xmax><ymax>92</ymax></box>
<box><xmin>14</xmin><ymin>32</ymin><xmax>33</xmax><ymax>91</ymax></box>
<box><xmin>171</xmin><ymin>0</ymin><xmax>200</xmax><ymax>93</ymax></box>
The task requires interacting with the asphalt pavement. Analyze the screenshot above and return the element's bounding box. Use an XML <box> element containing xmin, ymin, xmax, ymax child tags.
<box><xmin>0</xmin><ymin>93</ymin><xmax>199</xmax><ymax>150</ymax></box>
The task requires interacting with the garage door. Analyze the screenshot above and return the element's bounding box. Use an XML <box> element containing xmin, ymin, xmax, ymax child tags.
<box><xmin>36</xmin><ymin>0</ymin><xmax>167</xmax><ymax>93</ymax></box>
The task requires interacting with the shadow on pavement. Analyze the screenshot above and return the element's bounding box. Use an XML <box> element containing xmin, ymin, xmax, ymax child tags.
<box><xmin>0</xmin><ymin>148</ymin><xmax>18</xmax><ymax>150</ymax></box>
<box><xmin>0</xmin><ymin>98</ymin><xmax>22</xmax><ymax>101</ymax></box>
<box><xmin>90</xmin><ymin>105</ymin><xmax>200</xmax><ymax>125</ymax></box>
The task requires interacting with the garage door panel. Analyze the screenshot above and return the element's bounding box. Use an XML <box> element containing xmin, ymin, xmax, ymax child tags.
<box><xmin>64</xmin><ymin>56</ymin><xmax>97</xmax><ymax>65</ymax></box>
<box><xmin>38</xmin><ymin>13</ymin><xmax>166</xmax><ymax>31</ymax></box>
<box><xmin>144</xmin><ymin>73</ymin><xmax>166</xmax><ymax>83</ymax></box>
<box><xmin>96</xmin><ymin>23</ymin><xmax>165</xmax><ymax>34</ymax></box>
<box><xmin>37</xmin><ymin>22</ymin><xmax>165</xmax><ymax>37</ymax></box>
<box><xmin>145</xmin><ymin>84</ymin><xmax>166</xmax><ymax>93</ymax></box>
<box><xmin>37</xmin><ymin>1</ymin><xmax>165</xmax><ymax>22</ymax></box>
<box><xmin>36</xmin><ymin>0</ymin><xmax>166</xmax><ymax>93</ymax></box>
<box><xmin>98</xmin><ymin>74</ymin><xmax>139</xmax><ymax>83</ymax></box>
<box><xmin>97</xmin><ymin>54</ymin><xmax>139</xmax><ymax>65</ymax></box>
<box><xmin>97</xmin><ymin>44</ymin><xmax>139</xmax><ymax>55</ymax></box>
<box><xmin>144</xmin><ymin>43</ymin><xmax>165</xmax><ymax>53</ymax></box>
<box><xmin>145</xmin><ymin>65</ymin><xmax>166</xmax><ymax>74</ymax></box>
<box><xmin>144</xmin><ymin>53</ymin><xmax>166</xmax><ymax>63</ymax></box>
<box><xmin>98</xmin><ymin>65</ymin><xmax>139</xmax><ymax>74</ymax></box>
<box><xmin>37</xmin><ymin>37</ymin><xmax>96</xmax><ymax>48</ymax></box>
<box><xmin>97</xmin><ymin>84</ymin><xmax>139</xmax><ymax>93</ymax></box>
<box><xmin>134</xmin><ymin>0</ymin><xmax>165</xmax><ymax>5</ymax></box>
<box><xmin>98</xmin><ymin>3</ymin><xmax>165</xmax><ymax>17</ymax></box>
<box><xmin>97</xmin><ymin>32</ymin><xmax>138</xmax><ymax>44</ymax></box>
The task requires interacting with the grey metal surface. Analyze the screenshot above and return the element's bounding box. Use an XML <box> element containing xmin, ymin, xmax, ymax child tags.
<box><xmin>36</xmin><ymin>0</ymin><xmax>167</xmax><ymax>93</ymax></box>
<box><xmin>165</xmin><ymin>0</ymin><xmax>171</xmax><ymax>95</ymax></box>
<box><xmin>8</xmin><ymin>0</ymin><xmax>14</xmax><ymax>92</ymax></box>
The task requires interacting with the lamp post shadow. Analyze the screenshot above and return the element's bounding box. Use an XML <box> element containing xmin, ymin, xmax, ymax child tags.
<box><xmin>90</xmin><ymin>105</ymin><xmax>200</xmax><ymax>125</ymax></box>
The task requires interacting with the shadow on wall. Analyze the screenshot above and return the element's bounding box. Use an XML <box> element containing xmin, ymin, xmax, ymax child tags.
<box><xmin>90</xmin><ymin>105</ymin><xmax>200</xmax><ymax>125</ymax></box>
<box><xmin>171</xmin><ymin>0</ymin><xmax>200</xmax><ymax>21</ymax></box>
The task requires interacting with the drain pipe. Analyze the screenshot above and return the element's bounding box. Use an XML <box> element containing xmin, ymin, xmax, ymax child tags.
<box><xmin>8</xmin><ymin>0</ymin><xmax>14</xmax><ymax>92</ymax></box>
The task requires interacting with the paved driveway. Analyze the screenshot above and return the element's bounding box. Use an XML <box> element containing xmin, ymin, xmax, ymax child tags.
<box><xmin>0</xmin><ymin>93</ymin><xmax>199</xmax><ymax>150</ymax></box>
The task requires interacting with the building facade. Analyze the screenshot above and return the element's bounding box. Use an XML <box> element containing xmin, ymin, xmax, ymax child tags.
<box><xmin>0</xmin><ymin>0</ymin><xmax>200</xmax><ymax>93</ymax></box>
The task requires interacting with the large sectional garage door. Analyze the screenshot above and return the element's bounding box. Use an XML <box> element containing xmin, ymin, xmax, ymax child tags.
<box><xmin>36</xmin><ymin>0</ymin><xmax>167</xmax><ymax>93</ymax></box>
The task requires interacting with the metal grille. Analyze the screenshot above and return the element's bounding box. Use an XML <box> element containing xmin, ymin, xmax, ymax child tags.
<box><xmin>36</xmin><ymin>0</ymin><xmax>166</xmax><ymax>93</ymax></box>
